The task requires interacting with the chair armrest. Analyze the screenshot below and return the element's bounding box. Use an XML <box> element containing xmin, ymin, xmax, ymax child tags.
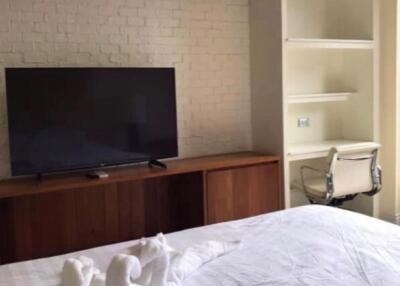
<box><xmin>300</xmin><ymin>166</ymin><xmax>333</xmax><ymax>201</ymax></box>
<box><xmin>300</xmin><ymin>166</ymin><xmax>325</xmax><ymax>176</ymax></box>
<box><xmin>300</xmin><ymin>166</ymin><xmax>325</xmax><ymax>188</ymax></box>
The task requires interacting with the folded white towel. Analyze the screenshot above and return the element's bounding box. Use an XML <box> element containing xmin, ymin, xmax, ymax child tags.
<box><xmin>135</xmin><ymin>233</ymin><xmax>171</xmax><ymax>286</ymax></box>
<box><xmin>106</xmin><ymin>254</ymin><xmax>142</xmax><ymax>286</ymax></box>
<box><xmin>148</xmin><ymin>249</ymin><xmax>169</xmax><ymax>286</ymax></box>
<box><xmin>61</xmin><ymin>256</ymin><xmax>100</xmax><ymax>286</ymax></box>
<box><xmin>136</xmin><ymin>234</ymin><xmax>174</xmax><ymax>265</ymax></box>
<box><xmin>90</xmin><ymin>273</ymin><xmax>106</xmax><ymax>286</ymax></box>
<box><xmin>134</xmin><ymin>234</ymin><xmax>241</xmax><ymax>286</ymax></box>
<box><xmin>168</xmin><ymin>240</ymin><xmax>242</xmax><ymax>285</ymax></box>
<box><xmin>61</xmin><ymin>235</ymin><xmax>241</xmax><ymax>286</ymax></box>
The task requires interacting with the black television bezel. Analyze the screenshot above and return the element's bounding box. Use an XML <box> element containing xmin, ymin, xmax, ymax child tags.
<box><xmin>5</xmin><ymin>67</ymin><xmax>178</xmax><ymax>177</ymax></box>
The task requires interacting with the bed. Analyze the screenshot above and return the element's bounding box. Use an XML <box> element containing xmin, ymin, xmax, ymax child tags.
<box><xmin>1</xmin><ymin>205</ymin><xmax>400</xmax><ymax>286</ymax></box>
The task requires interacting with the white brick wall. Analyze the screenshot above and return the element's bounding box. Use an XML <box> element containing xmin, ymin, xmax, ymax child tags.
<box><xmin>0</xmin><ymin>0</ymin><xmax>252</xmax><ymax>178</ymax></box>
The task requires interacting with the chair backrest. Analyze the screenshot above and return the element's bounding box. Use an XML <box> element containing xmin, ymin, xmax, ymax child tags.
<box><xmin>326</xmin><ymin>144</ymin><xmax>380</xmax><ymax>198</ymax></box>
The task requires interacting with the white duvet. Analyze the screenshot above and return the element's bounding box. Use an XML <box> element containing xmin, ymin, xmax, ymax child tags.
<box><xmin>2</xmin><ymin>205</ymin><xmax>400</xmax><ymax>286</ymax></box>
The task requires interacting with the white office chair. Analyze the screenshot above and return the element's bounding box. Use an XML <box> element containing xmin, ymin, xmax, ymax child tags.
<box><xmin>293</xmin><ymin>144</ymin><xmax>382</xmax><ymax>206</ymax></box>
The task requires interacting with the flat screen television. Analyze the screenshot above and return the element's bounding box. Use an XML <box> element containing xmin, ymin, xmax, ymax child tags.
<box><xmin>5</xmin><ymin>67</ymin><xmax>178</xmax><ymax>176</ymax></box>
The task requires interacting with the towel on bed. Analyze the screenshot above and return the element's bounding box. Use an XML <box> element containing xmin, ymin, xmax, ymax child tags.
<box><xmin>61</xmin><ymin>234</ymin><xmax>241</xmax><ymax>286</ymax></box>
<box><xmin>61</xmin><ymin>256</ymin><xmax>101</xmax><ymax>286</ymax></box>
<box><xmin>135</xmin><ymin>233</ymin><xmax>172</xmax><ymax>286</ymax></box>
<box><xmin>105</xmin><ymin>254</ymin><xmax>142</xmax><ymax>286</ymax></box>
<box><xmin>90</xmin><ymin>274</ymin><xmax>106</xmax><ymax>286</ymax></box>
<box><xmin>134</xmin><ymin>234</ymin><xmax>242</xmax><ymax>286</ymax></box>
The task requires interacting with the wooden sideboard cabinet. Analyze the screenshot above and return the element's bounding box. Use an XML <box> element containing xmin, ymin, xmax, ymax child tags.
<box><xmin>0</xmin><ymin>152</ymin><xmax>281</xmax><ymax>264</ymax></box>
<box><xmin>206</xmin><ymin>163</ymin><xmax>280</xmax><ymax>224</ymax></box>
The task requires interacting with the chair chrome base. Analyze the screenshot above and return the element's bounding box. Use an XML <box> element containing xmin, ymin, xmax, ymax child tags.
<box><xmin>308</xmin><ymin>194</ymin><xmax>358</xmax><ymax>207</ymax></box>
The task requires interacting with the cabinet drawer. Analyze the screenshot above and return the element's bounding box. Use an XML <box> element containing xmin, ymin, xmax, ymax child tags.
<box><xmin>206</xmin><ymin>163</ymin><xmax>281</xmax><ymax>224</ymax></box>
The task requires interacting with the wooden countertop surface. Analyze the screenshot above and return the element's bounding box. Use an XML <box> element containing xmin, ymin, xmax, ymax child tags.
<box><xmin>0</xmin><ymin>152</ymin><xmax>280</xmax><ymax>199</ymax></box>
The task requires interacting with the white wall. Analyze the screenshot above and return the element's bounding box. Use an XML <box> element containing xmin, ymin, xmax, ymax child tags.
<box><xmin>379</xmin><ymin>0</ymin><xmax>399</xmax><ymax>222</ymax></box>
<box><xmin>0</xmin><ymin>0</ymin><xmax>252</xmax><ymax>178</ymax></box>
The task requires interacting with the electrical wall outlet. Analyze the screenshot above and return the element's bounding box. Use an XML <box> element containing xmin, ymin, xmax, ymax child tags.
<box><xmin>298</xmin><ymin>117</ymin><xmax>310</xmax><ymax>128</ymax></box>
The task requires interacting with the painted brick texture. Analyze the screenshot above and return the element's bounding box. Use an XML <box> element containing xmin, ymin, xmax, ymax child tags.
<box><xmin>0</xmin><ymin>0</ymin><xmax>251</xmax><ymax>178</ymax></box>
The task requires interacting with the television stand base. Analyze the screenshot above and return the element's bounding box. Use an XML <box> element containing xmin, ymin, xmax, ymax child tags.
<box><xmin>86</xmin><ymin>170</ymin><xmax>109</xmax><ymax>179</ymax></box>
<box><xmin>148</xmin><ymin>159</ymin><xmax>167</xmax><ymax>169</ymax></box>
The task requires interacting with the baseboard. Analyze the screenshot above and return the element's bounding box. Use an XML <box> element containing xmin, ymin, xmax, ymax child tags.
<box><xmin>378</xmin><ymin>213</ymin><xmax>399</xmax><ymax>224</ymax></box>
<box><xmin>396</xmin><ymin>214</ymin><xmax>400</xmax><ymax>225</ymax></box>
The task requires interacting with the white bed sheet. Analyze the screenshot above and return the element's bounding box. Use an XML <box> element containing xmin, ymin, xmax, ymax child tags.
<box><xmin>2</xmin><ymin>205</ymin><xmax>400</xmax><ymax>286</ymax></box>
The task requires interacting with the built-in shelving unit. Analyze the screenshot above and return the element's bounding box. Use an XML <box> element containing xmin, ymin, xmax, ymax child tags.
<box><xmin>250</xmin><ymin>0</ymin><xmax>379</xmax><ymax>217</ymax></box>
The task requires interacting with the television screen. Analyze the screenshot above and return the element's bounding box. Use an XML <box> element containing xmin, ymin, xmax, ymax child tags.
<box><xmin>5</xmin><ymin>67</ymin><xmax>178</xmax><ymax>176</ymax></box>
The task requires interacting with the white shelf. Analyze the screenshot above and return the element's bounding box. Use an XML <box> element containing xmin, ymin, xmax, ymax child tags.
<box><xmin>286</xmin><ymin>38</ymin><xmax>374</xmax><ymax>50</ymax></box>
<box><xmin>287</xmin><ymin>92</ymin><xmax>356</xmax><ymax>104</ymax></box>
<box><xmin>287</xmin><ymin>140</ymin><xmax>379</xmax><ymax>161</ymax></box>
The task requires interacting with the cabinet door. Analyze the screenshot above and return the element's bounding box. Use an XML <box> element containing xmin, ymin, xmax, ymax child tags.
<box><xmin>206</xmin><ymin>163</ymin><xmax>281</xmax><ymax>224</ymax></box>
